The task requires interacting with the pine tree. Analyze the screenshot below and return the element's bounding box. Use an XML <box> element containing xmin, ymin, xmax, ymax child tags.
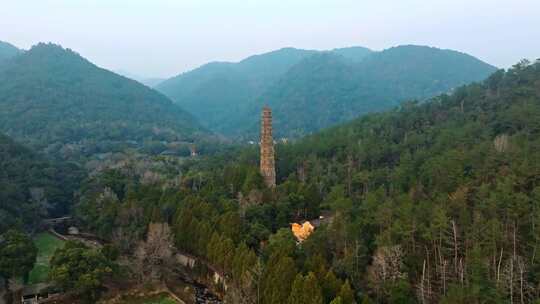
<box><xmin>303</xmin><ymin>272</ymin><xmax>324</xmax><ymax>304</ymax></box>
<box><xmin>339</xmin><ymin>280</ymin><xmax>355</xmax><ymax>304</ymax></box>
<box><xmin>330</xmin><ymin>296</ymin><xmax>344</xmax><ymax>304</ymax></box>
<box><xmin>322</xmin><ymin>270</ymin><xmax>342</xmax><ymax>302</ymax></box>
<box><xmin>262</xmin><ymin>254</ymin><xmax>297</xmax><ymax>304</ymax></box>
<box><xmin>287</xmin><ymin>274</ymin><xmax>306</xmax><ymax>304</ymax></box>
<box><xmin>304</xmin><ymin>254</ymin><xmax>327</xmax><ymax>278</ymax></box>
<box><xmin>206</xmin><ymin>232</ymin><xmax>221</xmax><ymax>264</ymax></box>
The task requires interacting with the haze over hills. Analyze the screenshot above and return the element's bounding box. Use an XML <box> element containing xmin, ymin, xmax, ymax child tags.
<box><xmin>330</xmin><ymin>46</ymin><xmax>373</xmax><ymax>62</ymax></box>
<box><xmin>115</xmin><ymin>69</ymin><xmax>165</xmax><ymax>87</ymax></box>
<box><xmin>0</xmin><ymin>40</ymin><xmax>22</xmax><ymax>64</ymax></box>
<box><xmin>157</xmin><ymin>47</ymin><xmax>323</xmax><ymax>134</ymax></box>
<box><xmin>0</xmin><ymin>43</ymin><xmax>210</xmax><ymax>159</ymax></box>
<box><xmin>256</xmin><ymin>45</ymin><xmax>498</xmax><ymax>138</ymax></box>
<box><xmin>157</xmin><ymin>45</ymin><xmax>497</xmax><ymax>138</ymax></box>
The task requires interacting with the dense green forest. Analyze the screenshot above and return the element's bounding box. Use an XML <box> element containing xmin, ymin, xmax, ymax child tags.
<box><xmin>0</xmin><ymin>43</ymin><xmax>210</xmax><ymax>160</ymax></box>
<box><xmin>0</xmin><ymin>39</ymin><xmax>536</xmax><ymax>304</ymax></box>
<box><xmin>72</xmin><ymin>59</ymin><xmax>540</xmax><ymax>303</ymax></box>
<box><xmin>0</xmin><ymin>133</ymin><xmax>83</xmax><ymax>234</ymax></box>
<box><xmin>157</xmin><ymin>45</ymin><xmax>495</xmax><ymax>138</ymax></box>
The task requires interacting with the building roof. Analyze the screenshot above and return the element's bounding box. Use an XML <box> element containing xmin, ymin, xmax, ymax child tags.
<box><xmin>291</xmin><ymin>221</ymin><xmax>315</xmax><ymax>242</ymax></box>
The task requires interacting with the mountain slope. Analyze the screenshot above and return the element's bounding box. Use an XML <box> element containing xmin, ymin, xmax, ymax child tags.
<box><xmin>0</xmin><ymin>40</ymin><xmax>21</xmax><ymax>64</ymax></box>
<box><xmin>0</xmin><ymin>43</ymin><xmax>209</xmax><ymax>158</ymax></box>
<box><xmin>115</xmin><ymin>70</ymin><xmax>165</xmax><ymax>87</ymax></box>
<box><xmin>138</xmin><ymin>77</ymin><xmax>165</xmax><ymax>87</ymax></box>
<box><xmin>256</xmin><ymin>53</ymin><xmax>362</xmax><ymax>138</ymax></box>
<box><xmin>0</xmin><ymin>132</ymin><xmax>83</xmax><ymax>233</ymax></box>
<box><xmin>157</xmin><ymin>47</ymin><xmax>321</xmax><ymax>133</ymax></box>
<box><xmin>158</xmin><ymin>45</ymin><xmax>495</xmax><ymax>138</ymax></box>
<box><xmin>252</xmin><ymin>45</ymin><xmax>497</xmax><ymax>138</ymax></box>
<box><xmin>331</xmin><ymin>46</ymin><xmax>373</xmax><ymax>62</ymax></box>
<box><xmin>357</xmin><ymin>45</ymin><xmax>498</xmax><ymax>99</ymax></box>
<box><xmin>267</xmin><ymin>59</ymin><xmax>540</xmax><ymax>303</ymax></box>
<box><xmin>78</xmin><ymin>59</ymin><xmax>540</xmax><ymax>303</ymax></box>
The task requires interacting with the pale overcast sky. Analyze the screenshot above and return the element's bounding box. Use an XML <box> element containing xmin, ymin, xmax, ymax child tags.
<box><xmin>1</xmin><ymin>0</ymin><xmax>539</xmax><ymax>78</ymax></box>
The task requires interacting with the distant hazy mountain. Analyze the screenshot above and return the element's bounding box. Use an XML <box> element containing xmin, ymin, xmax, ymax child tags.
<box><xmin>115</xmin><ymin>69</ymin><xmax>165</xmax><ymax>87</ymax></box>
<box><xmin>256</xmin><ymin>45</ymin><xmax>498</xmax><ymax>138</ymax></box>
<box><xmin>158</xmin><ymin>45</ymin><xmax>496</xmax><ymax>138</ymax></box>
<box><xmin>0</xmin><ymin>40</ymin><xmax>22</xmax><ymax>64</ymax></box>
<box><xmin>0</xmin><ymin>43</ymin><xmax>209</xmax><ymax>158</ymax></box>
<box><xmin>157</xmin><ymin>47</ymin><xmax>326</xmax><ymax>134</ymax></box>
<box><xmin>331</xmin><ymin>46</ymin><xmax>373</xmax><ymax>62</ymax></box>
<box><xmin>140</xmin><ymin>77</ymin><xmax>165</xmax><ymax>87</ymax></box>
<box><xmin>156</xmin><ymin>47</ymin><xmax>373</xmax><ymax>134</ymax></box>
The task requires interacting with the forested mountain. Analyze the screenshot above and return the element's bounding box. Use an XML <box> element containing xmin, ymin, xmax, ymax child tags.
<box><xmin>158</xmin><ymin>45</ymin><xmax>496</xmax><ymax>138</ymax></box>
<box><xmin>250</xmin><ymin>45</ymin><xmax>498</xmax><ymax>138</ymax></box>
<box><xmin>156</xmin><ymin>47</ymin><xmax>320</xmax><ymax>133</ymax></box>
<box><xmin>75</xmin><ymin>59</ymin><xmax>540</xmax><ymax>303</ymax></box>
<box><xmin>156</xmin><ymin>47</ymin><xmax>374</xmax><ymax>134</ymax></box>
<box><xmin>331</xmin><ymin>46</ymin><xmax>373</xmax><ymax>62</ymax></box>
<box><xmin>0</xmin><ymin>132</ymin><xmax>83</xmax><ymax>234</ymax></box>
<box><xmin>255</xmin><ymin>52</ymin><xmax>363</xmax><ymax>138</ymax></box>
<box><xmin>269</xmin><ymin>59</ymin><xmax>540</xmax><ymax>303</ymax></box>
<box><xmin>0</xmin><ymin>43</ymin><xmax>210</xmax><ymax>159</ymax></box>
<box><xmin>0</xmin><ymin>40</ymin><xmax>21</xmax><ymax>64</ymax></box>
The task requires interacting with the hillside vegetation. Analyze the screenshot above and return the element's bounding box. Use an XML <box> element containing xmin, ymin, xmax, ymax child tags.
<box><xmin>0</xmin><ymin>133</ymin><xmax>83</xmax><ymax>234</ymax></box>
<box><xmin>0</xmin><ymin>40</ymin><xmax>21</xmax><ymax>64</ymax></box>
<box><xmin>157</xmin><ymin>47</ymin><xmax>322</xmax><ymax>134</ymax></box>
<box><xmin>158</xmin><ymin>45</ymin><xmax>496</xmax><ymax>138</ymax></box>
<box><xmin>75</xmin><ymin>59</ymin><xmax>540</xmax><ymax>303</ymax></box>
<box><xmin>0</xmin><ymin>43</ymin><xmax>210</xmax><ymax>159</ymax></box>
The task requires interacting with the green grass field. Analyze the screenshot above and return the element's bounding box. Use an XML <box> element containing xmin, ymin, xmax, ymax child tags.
<box><xmin>142</xmin><ymin>296</ymin><xmax>176</xmax><ymax>304</ymax></box>
<box><xmin>27</xmin><ymin>232</ymin><xmax>65</xmax><ymax>284</ymax></box>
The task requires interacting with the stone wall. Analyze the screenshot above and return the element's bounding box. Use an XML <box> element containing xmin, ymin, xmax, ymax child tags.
<box><xmin>175</xmin><ymin>253</ymin><xmax>228</xmax><ymax>293</ymax></box>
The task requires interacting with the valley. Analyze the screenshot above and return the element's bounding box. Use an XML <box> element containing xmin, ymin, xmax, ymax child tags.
<box><xmin>0</xmin><ymin>26</ymin><xmax>539</xmax><ymax>304</ymax></box>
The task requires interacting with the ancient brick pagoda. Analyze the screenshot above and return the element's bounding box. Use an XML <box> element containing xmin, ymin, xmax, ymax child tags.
<box><xmin>260</xmin><ymin>106</ymin><xmax>276</xmax><ymax>187</ymax></box>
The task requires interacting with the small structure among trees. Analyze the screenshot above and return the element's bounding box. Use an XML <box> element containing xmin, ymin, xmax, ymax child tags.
<box><xmin>291</xmin><ymin>222</ymin><xmax>315</xmax><ymax>242</ymax></box>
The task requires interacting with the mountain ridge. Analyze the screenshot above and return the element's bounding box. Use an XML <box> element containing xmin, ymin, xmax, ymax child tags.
<box><xmin>156</xmin><ymin>46</ymin><xmax>374</xmax><ymax>134</ymax></box>
<box><xmin>0</xmin><ymin>40</ymin><xmax>22</xmax><ymax>64</ymax></box>
<box><xmin>259</xmin><ymin>45</ymin><xmax>497</xmax><ymax>138</ymax></box>
<box><xmin>0</xmin><ymin>42</ymin><xmax>210</xmax><ymax>159</ymax></box>
<box><xmin>157</xmin><ymin>44</ymin><xmax>496</xmax><ymax>138</ymax></box>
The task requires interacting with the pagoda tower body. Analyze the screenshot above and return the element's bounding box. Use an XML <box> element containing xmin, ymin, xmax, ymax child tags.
<box><xmin>260</xmin><ymin>106</ymin><xmax>276</xmax><ymax>187</ymax></box>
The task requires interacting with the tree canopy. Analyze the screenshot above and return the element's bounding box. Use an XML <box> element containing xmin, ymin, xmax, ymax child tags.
<box><xmin>0</xmin><ymin>43</ymin><xmax>211</xmax><ymax>160</ymax></box>
<box><xmin>49</xmin><ymin>241</ymin><xmax>114</xmax><ymax>301</ymax></box>
<box><xmin>39</xmin><ymin>58</ymin><xmax>540</xmax><ymax>303</ymax></box>
<box><xmin>0</xmin><ymin>230</ymin><xmax>37</xmax><ymax>283</ymax></box>
<box><xmin>0</xmin><ymin>132</ymin><xmax>83</xmax><ymax>233</ymax></box>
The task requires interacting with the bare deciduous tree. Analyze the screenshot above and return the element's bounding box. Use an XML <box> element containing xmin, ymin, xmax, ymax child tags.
<box><xmin>368</xmin><ymin>245</ymin><xmax>405</xmax><ymax>298</ymax></box>
<box><xmin>134</xmin><ymin>222</ymin><xmax>174</xmax><ymax>282</ymax></box>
